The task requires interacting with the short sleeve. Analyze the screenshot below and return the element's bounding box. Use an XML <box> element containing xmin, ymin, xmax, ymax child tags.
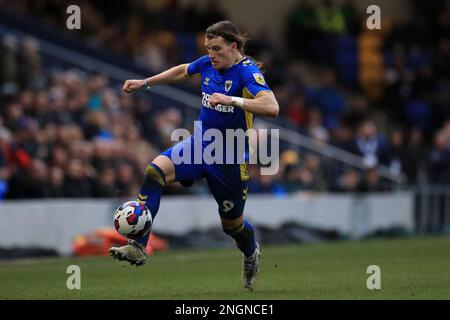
<box><xmin>242</xmin><ymin>64</ymin><xmax>271</xmax><ymax>97</ymax></box>
<box><xmin>187</xmin><ymin>55</ymin><xmax>210</xmax><ymax>76</ymax></box>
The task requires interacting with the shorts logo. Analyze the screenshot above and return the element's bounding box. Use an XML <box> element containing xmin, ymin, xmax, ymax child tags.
<box><xmin>225</xmin><ymin>80</ymin><xmax>232</xmax><ymax>92</ymax></box>
<box><xmin>253</xmin><ymin>73</ymin><xmax>266</xmax><ymax>85</ymax></box>
<box><xmin>222</xmin><ymin>200</ymin><xmax>235</xmax><ymax>213</ymax></box>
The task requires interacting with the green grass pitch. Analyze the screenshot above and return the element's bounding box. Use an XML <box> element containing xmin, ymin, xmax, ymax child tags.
<box><xmin>1</xmin><ymin>236</ymin><xmax>449</xmax><ymax>299</ymax></box>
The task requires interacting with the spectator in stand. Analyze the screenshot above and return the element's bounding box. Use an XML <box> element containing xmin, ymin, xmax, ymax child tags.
<box><xmin>301</xmin><ymin>154</ymin><xmax>325</xmax><ymax>191</ymax></box>
<box><xmin>153</xmin><ymin>107</ymin><xmax>183</xmax><ymax>150</ymax></box>
<box><xmin>347</xmin><ymin>119</ymin><xmax>391</xmax><ymax>167</ymax></box>
<box><xmin>403</xmin><ymin>127</ymin><xmax>427</xmax><ymax>184</ymax></box>
<box><xmin>7</xmin><ymin>158</ymin><xmax>50</xmax><ymax>198</ymax></box>
<box><xmin>280</xmin><ymin>164</ymin><xmax>304</xmax><ymax>193</ymax></box>
<box><xmin>0</xmin><ymin>34</ymin><xmax>19</xmax><ymax>88</ymax></box>
<box><xmin>285</xmin><ymin>93</ymin><xmax>308</xmax><ymax>128</ymax></box>
<box><xmin>116</xmin><ymin>162</ymin><xmax>138</xmax><ymax>197</ymax></box>
<box><xmin>48</xmin><ymin>166</ymin><xmax>65</xmax><ymax>198</ymax></box>
<box><xmin>63</xmin><ymin>158</ymin><xmax>94</xmax><ymax>198</ymax></box>
<box><xmin>388</xmin><ymin>128</ymin><xmax>407</xmax><ymax>178</ymax></box>
<box><xmin>357</xmin><ymin>165</ymin><xmax>390</xmax><ymax>192</ymax></box>
<box><xmin>427</xmin><ymin>128</ymin><xmax>450</xmax><ymax>184</ymax></box>
<box><xmin>316</xmin><ymin>69</ymin><xmax>347</xmax><ymax>130</ymax></box>
<box><xmin>95</xmin><ymin>166</ymin><xmax>118</xmax><ymax>198</ymax></box>
<box><xmin>331</xmin><ymin>169</ymin><xmax>361</xmax><ymax>192</ymax></box>
<box><xmin>0</xmin><ymin>127</ymin><xmax>12</xmax><ymax>199</ymax></box>
<box><xmin>19</xmin><ymin>37</ymin><xmax>45</xmax><ymax>90</ymax></box>
<box><xmin>303</xmin><ymin>108</ymin><xmax>330</xmax><ymax>143</ymax></box>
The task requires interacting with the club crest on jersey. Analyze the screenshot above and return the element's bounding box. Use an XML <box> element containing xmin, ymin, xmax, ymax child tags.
<box><xmin>203</xmin><ymin>77</ymin><xmax>210</xmax><ymax>85</ymax></box>
<box><xmin>225</xmin><ymin>80</ymin><xmax>232</xmax><ymax>92</ymax></box>
<box><xmin>253</xmin><ymin>73</ymin><xmax>266</xmax><ymax>85</ymax></box>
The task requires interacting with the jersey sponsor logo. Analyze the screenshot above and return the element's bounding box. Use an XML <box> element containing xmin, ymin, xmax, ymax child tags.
<box><xmin>225</xmin><ymin>80</ymin><xmax>232</xmax><ymax>92</ymax></box>
<box><xmin>253</xmin><ymin>73</ymin><xmax>266</xmax><ymax>85</ymax></box>
<box><xmin>201</xmin><ymin>92</ymin><xmax>235</xmax><ymax>113</ymax></box>
<box><xmin>203</xmin><ymin>77</ymin><xmax>210</xmax><ymax>85</ymax></box>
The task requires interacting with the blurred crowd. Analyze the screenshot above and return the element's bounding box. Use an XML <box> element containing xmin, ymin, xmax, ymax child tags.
<box><xmin>0</xmin><ymin>39</ymin><xmax>198</xmax><ymax>199</ymax></box>
<box><xmin>0</xmin><ymin>0</ymin><xmax>449</xmax><ymax>200</ymax></box>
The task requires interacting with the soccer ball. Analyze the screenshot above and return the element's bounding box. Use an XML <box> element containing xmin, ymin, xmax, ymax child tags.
<box><xmin>113</xmin><ymin>201</ymin><xmax>152</xmax><ymax>239</ymax></box>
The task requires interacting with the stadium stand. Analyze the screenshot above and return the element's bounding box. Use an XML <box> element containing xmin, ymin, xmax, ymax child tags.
<box><xmin>0</xmin><ymin>0</ymin><xmax>449</xmax><ymax>202</ymax></box>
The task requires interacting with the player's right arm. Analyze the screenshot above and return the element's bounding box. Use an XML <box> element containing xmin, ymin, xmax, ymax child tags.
<box><xmin>122</xmin><ymin>64</ymin><xmax>189</xmax><ymax>93</ymax></box>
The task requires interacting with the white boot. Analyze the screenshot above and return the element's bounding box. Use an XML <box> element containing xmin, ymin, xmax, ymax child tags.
<box><xmin>242</xmin><ymin>242</ymin><xmax>260</xmax><ymax>291</ymax></box>
<box><xmin>109</xmin><ymin>239</ymin><xmax>146</xmax><ymax>266</ymax></box>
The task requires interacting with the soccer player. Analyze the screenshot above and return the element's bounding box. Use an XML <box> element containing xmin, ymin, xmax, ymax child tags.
<box><xmin>109</xmin><ymin>20</ymin><xmax>279</xmax><ymax>290</ymax></box>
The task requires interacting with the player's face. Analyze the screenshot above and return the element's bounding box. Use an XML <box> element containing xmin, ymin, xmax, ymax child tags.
<box><xmin>205</xmin><ymin>36</ymin><xmax>237</xmax><ymax>70</ymax></box>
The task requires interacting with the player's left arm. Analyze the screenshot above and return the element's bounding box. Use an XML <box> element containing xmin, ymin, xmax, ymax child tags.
<box><xmin>209</xmin><ymin>90</ymin><xmax>279</xmax><ymax>117</ymax></box>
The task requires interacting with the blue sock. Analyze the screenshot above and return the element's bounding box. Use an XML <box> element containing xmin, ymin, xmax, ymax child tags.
<box><xmin>135</xmin><ymin>163</ymin><xmax>165</xmax><ymax>246</ymax></box>
<box><xmin>224</xmin><ymin>220</ymin><xmax>257</xmax><ymax>257</ymax></box>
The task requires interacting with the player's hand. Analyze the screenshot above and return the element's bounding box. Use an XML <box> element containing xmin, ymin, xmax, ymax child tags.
<box><xmin>123</xmin><ymin>79</ymin><xmax>145</xmax><ymax>93</ymax></box>
<box><xmin>209</xmin><ymin>93</ymin><xmax>232</xmax><ymax>107</ymax></box>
